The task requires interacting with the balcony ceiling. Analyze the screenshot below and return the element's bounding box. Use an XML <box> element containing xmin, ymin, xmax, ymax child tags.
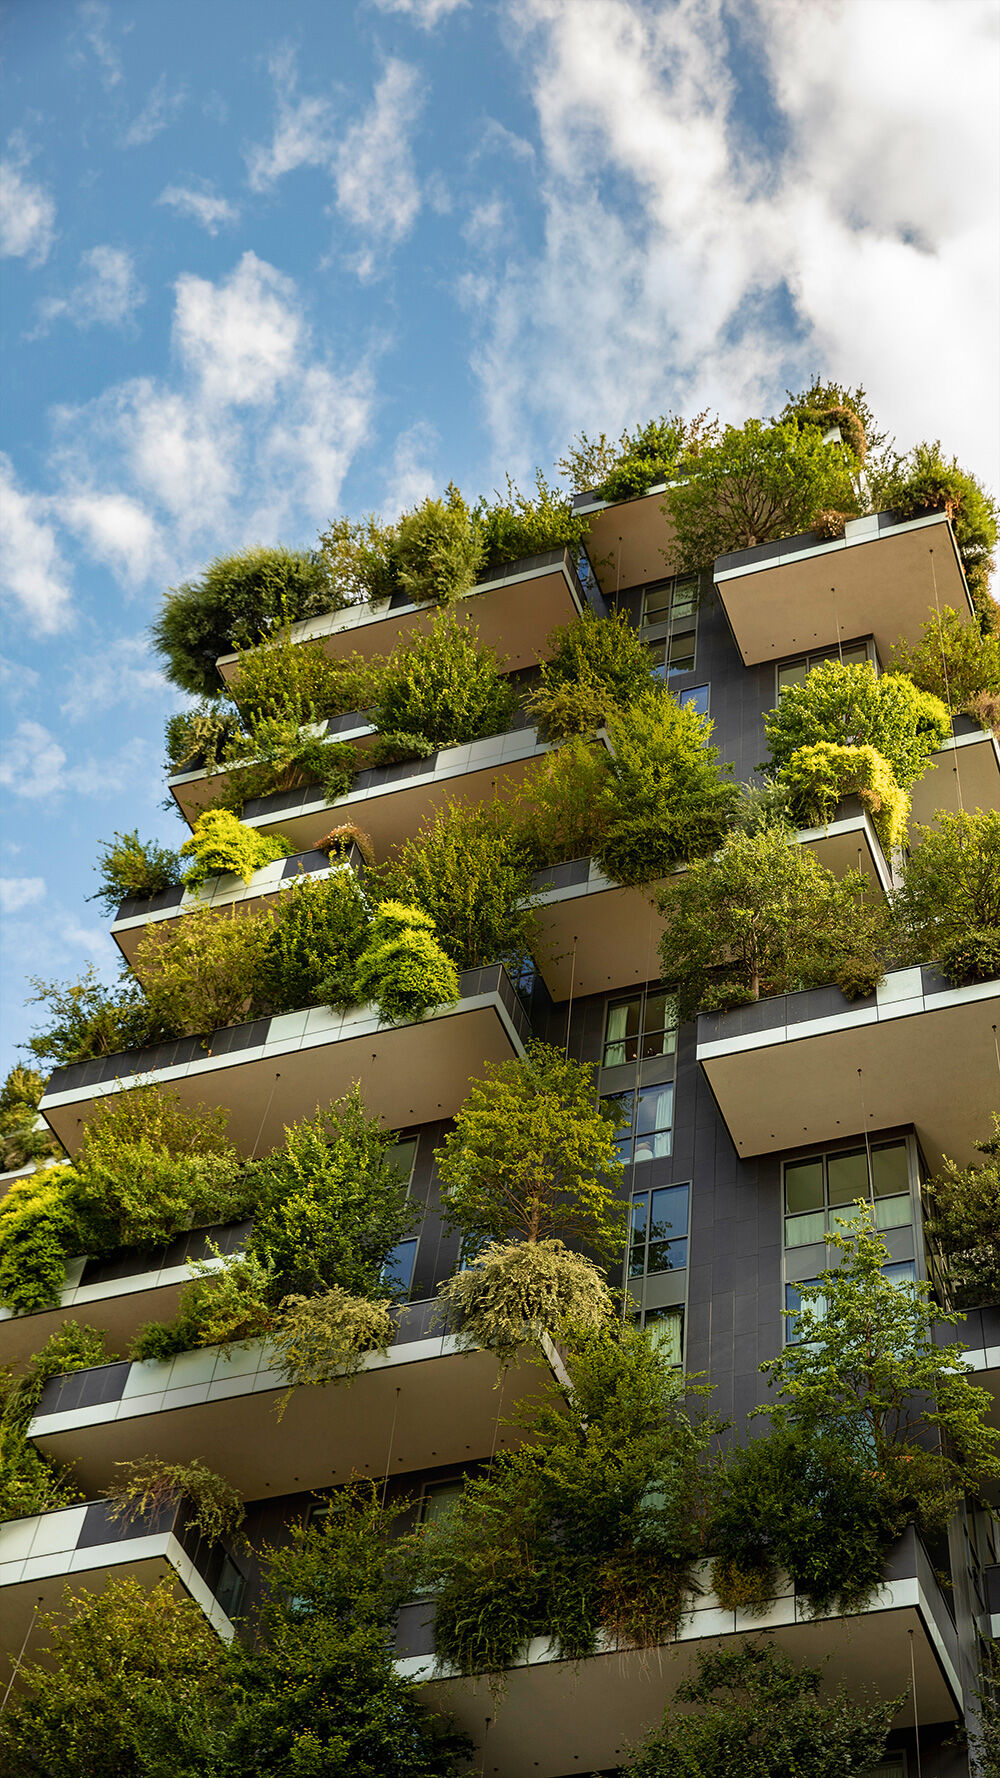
<box><xmin>581</xmin><ymin>489</ymin><xmax>676</xmax><ymax>596</ymax></box>
<box><xmin>909</xmin><ymin>728</ymin><xmax>1000</xmax><ymax>828</ymax></box>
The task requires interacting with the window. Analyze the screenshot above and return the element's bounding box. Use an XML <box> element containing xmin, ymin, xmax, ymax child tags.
<box><xmin>642</xmin><ymin>1305</ymin><xmax>685</xmax><ymax>1367</ymax></box>
<box><xmin>382</xmin><ymin>1238</ymin><xmax>418</xmax><ymax>1295</ymax></box>
<box><xmin>215</xmin><ymin>1554</ymin><xmax>246</xmax><ymax>1620</ymax></box>
<box><xmin>776</xmin><ymin>641</ymin><xmax>872</xmax><ymax>697</ymax></box>
<box><xmin>640</xmin><ymin>575</ymin><xmax>698</xmax><ymax>679</ymax></box>
<box><xmin>603</xmin><ymin>990</ymin><xmax>677</xmax><ymax>1067</ymax></box>
<box><xmin>642</xmin><ymin>576</ymin><xmax>697</xmax><ymax>626</ymax></box>
<box><xmin>386</xmin><ymin>1137</ymin><xmax>418</xmax><ymax>1184</ymax></box>
<box><xmin>785</xmin><ymin>1260</ymin><xmax>916</xmax><ymax>1344</ymax></box>
<box><xmin>629</xmin><ymin>1184</ymin><xmax>689</xmax><ymax>1276</ymax></box>
<box><xmin>783</xmin><ymin>1141</ymin><xmax>911</xmax><ymax>1249</ymax></box>
<box><xmin>607</xmin><ymin>1082</ymin><xmax>674</xmax><ymax>1165</ymax></box>
<box><xmin>676</xmin><ymin>683</ymin><xmax>709</xmax><ymax>716</ymax></box>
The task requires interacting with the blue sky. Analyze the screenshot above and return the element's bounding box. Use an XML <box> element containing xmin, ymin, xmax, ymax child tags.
<box><xmin>1</xmin><ymin>0</ymin><xmax>998</xmax><ymax>1074</ymax></box>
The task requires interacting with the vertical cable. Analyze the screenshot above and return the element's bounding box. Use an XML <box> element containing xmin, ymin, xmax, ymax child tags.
<box><xmin>0</xmin><ymin>1603</ymin><xmax>38</xmax><ymax>1713</ymax></box>
<box><xmin>564</xmin><ymin>939</ymin><xmax>578</xmax><ymax>1060</ymax></box>
<box><xmin>380</xmin><ymin>1387</ymin><xmax>401</xmax><ymax>1510</ymax></box>
<box><xmin>909</xmin><ymin>1628</ymin><xmax>923</xmax><ymax>1778</ymax></box>
<box><xmin>858</xmin><ymin>1069</ymin><xmax>875</xmax><ymax>1205</ymax></box>
<box><xmin>929</xmin><ymin>548</ymin><xmax>964</xmax><ymax>815</ymax></box>
<box><xmin>832</xmin><ymin>586</ymin><xmax>844</xmax><ymax>663</ymax></box>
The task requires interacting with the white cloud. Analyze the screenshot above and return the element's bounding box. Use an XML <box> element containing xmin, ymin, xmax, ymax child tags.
<box><xmin>463</xmin><ymin>195</ymin><xmax>507</xmax><ymax>251</ymax></box>
<box><xmin>0</xmin><ymin>719</ymin><xmax>158</xmax><ymax>801</ymax></box>
<box><xmin>335</xmin><ymin>60</ymin><xmax>424</xmax><ymax>277</ymax></box>
<box><xmin>121</xmin><ymin>74</ymin><xmax>186</xmax><ymax>147</ymax></box>
<box><xmin>381</xmin><ymin>421</ymin><xmax>439</xmax><ymax>517</ymax></box>
<box><xmin>0</xmin><ymin>139</ymin><xmax>56</xmax><ymax>266</ymax></box>
<box><xmin>0</xmin><ymin>877</ymin><xmax>46</xmax><ymax>914</ymax></box>
<box><xmin>371</xmin><ymin>0</ymin><xmax>468</xmax><ymax>25</ymax></box>
<box><xmin>0</xmin><ymin>658</ymin><xmax>41</xmax><ymax>705</ymax></box>
<box><xmin>60</xmin><ymin>635</ymin><xmax>168</xmax><ymax>723</ymax></box>
<box><xmin>158</xmin><ymin>181</ymin><xmax>240</xmax><ymax>234</ymax></box>
<box><xmin>36</xmin><ymin>245</ymin><xmax>145</xmax><ymax>332</ymax></box>
<box><xmin>77</xmin><ymin>0</ymin><xmax>124</xmax><ymax>89</ymax></box>
<box><xmin>245</xmin><ymin>47</ymin><xmax>336</xmax><ymax>192</ymax></box>
<box><xmin>61</xmin><ymin>490</ymin><xmax>160</xmax><ymax>584</ymax></box>
<box><xmin>173</xmin><ymin>252</ymin><xmax>302</xmax><ymax>406</ymax></box>
<box><xmin>0</xmin><ymin>457</ymin><xmax>73</xmax><ymax>634</ymax></box>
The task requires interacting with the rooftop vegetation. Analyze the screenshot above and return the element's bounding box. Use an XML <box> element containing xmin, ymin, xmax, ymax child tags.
<box><xmin>152</xmin><ymin>546</ymin><xmax>338</xmax><ymax>699</ymax></box>
<box><xmin>0</xmin><ymin>1322</ymin><xmax>112</xmax><ymax>1521</ymax></box>
<box><xmin>925</xmin><ymin>1118</ymin><xmax>1000</xmax><ymax>1311</ymax></box>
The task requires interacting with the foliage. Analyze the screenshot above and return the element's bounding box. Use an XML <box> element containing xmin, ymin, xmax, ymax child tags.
<box><xmin>656</xmin><ymin>826</ymin><xmax>887</xmax><ymax>1019</ymax></box>
<box><xmin>225</xmin><ymin>1483</ymin><xmax>470</xmax><ymax>1777</ymax></box>
<box><xmin>528</xmin><ymin>607</ymin><xmax>659</xmax><ymax>741</ymax></box>
<box><xmin>318</xmin><ymin>512</ymin><xmax>399</xmax><ymax>606</ymax></box>
<box><xmin>0</xmin><ymin>1165</ymin><xmax>80</xmax><ymax>1312</ymax></box>
<box><xmin>760</xmin><ymin>1206</ymin><xmax>1000</xmax><ymax>1536</ymax></box>
<box><xmin>131</xmin><ymin>1249</ymin><xmax>276</xmax><ymax>1361</ymax></box>
<box><xmin>91</xmin><ymin>830</ymin><xmax>181</xmax><ymax>913</ymax></box>
<box><xmin>558</xmin><ymin>413</ymin><xmax>715</xmax><ymax>500</ymax></box>
<box><xmin>0</xmin><ymin>1065</ymin><xmax>61</xmax><ymax>1170</ymax></box>
<box><xmin>664</xmin><ymin>418</ymin><xmax>861</xmax><ymax>574</ymax></box>
<box><xmin>373</xmin><ymin>800</ymin><xmax>538</xmax><ymax>971</ymax></box>
<box><xmin>0</xmin><ymin>1576</ymin><xmax>231</xmax><ymax>1778</ymax></box>
<box><xmin>879</xmin><ymin>440</ymin><xmax>999</xmax><ymax>630</ymax></box>
<box><xmin>925</xmin><ymin>1118</ymin><xmax>1000</xmax><ymax>1309</ymax></box>
<box><xmin>434</xmin><ymin>1042</ymin><xmax>627</xmax><ymax>1260</ymax></box>
<box><xmin>353</xmin><ymin>900</ymin><xmax>459</xmax><ymax>1023</ymax></box>
<box><xmin>249</xmin><ymin>1090</ymin><xmax>418</xmax><ymax>1301</ymax></box>
<box><xmin>218</xmin><ymin>715</ymin><xmax>358</xmax><ymax>812</ymax></box>
<box><xmin>777</xmin><ymin>740</ymin><xmax>909</xmax><ymax>851</ymax></box>
<box><xmin>972</xmin><ymin>1650</ymin><xmax>1000</xmax><ymax>1778</ymax></box>
<box><xmin>394</xmin><ymin>487</ymin><xmax>483</xmax><ymax>606</ymax></box>
<box><xmin>474</xmin><ymin>470</ymin><xmax>588</xmax><ymax>569</ymax></box>
<box><xmin>270</xmin><ymin>1288</ymin><xmax>396</xmax><ymax>1399</ymax></box>
<box><xmin>939</xmin><ymin>925</ymin><xmax>1000</xmax><ymax>986</ymax></box>
<box><xmin>110</xmin><ymin>1457</ymin><xmax>245</xmax><ymax>1544</ymax></box>
<box><xmin>436</xmin><ymin>1237</ymin><xmax>615</xmax><ymax>1363</ymax></box>
<box><xmin>764</xmin><ymin>659</ymin><xmax>950</xmax><ymax>791</ymax></box>
<box><xmin>180</xmin><ymin>808</ymin><xmax>292</xmax><ymax>889</ymax></box>
<box><xmin>415</xmin><ymin>1327</ymin><xmax>715</xmax><ymax>1673</ymax></box>
<box><xmin>778</xmin><ymin>376</ymin><xmax>877</xmax><ymax>465</ymax></box>
<box><xmin>597</xmin><ymin>689</ymin><xmax>738</xmax><ymax>885</ymax></box>
<box><xmin>227</xmin><ymin>630</ymin><xmax>379</xmax><ymax>728</ymax></box>
<box><xmin>516</xmin><ymin>733</ymin><xmax>612</xmax><ymax>866</ymax></box>
<box><xmin>893</xmin><ymin>810</ymin><xmax>1000</xmax><ymax>980</ymax></box>
<box><xmin>624</xmin><ymin>1639</ymin><xmax>897</xmax><ymax>1778</ymax></box>
<box><xmin>25</xmin><ymin>965</ymin><xmax>163</xmax><ymax>1068</ymax></box>
<box><xmin>709</xmin><ymin>1423</ymin><xmax>905</xmax><ymax>1617</ymax></box>
<box><xmin>257</xmin><ymin>866</ymin><xmax>370</xmax><ymax>1012</ymax></box>
<box><xmin>370</xmin><ymin>612</ymin><xmax>517</xmax><ymax>754</ymax></box>
<box><xmin>0</xmin><ymin>1324</ymin><xmax>110</xmax><ymax>1521</ymax></box>
<box><xmin>890</xmin><ymin>604</ymin><xmax>1000</xmax><ymax>724</ymax></box>
<box><xmin>151</xmin><ymin>545</ymin><xmax>337</xmax><ymax>698</ymax></box>
<box><xmin>135</xmin><ymin>904</ymin><xmax>275</xmax><ymax>1036</ymax></box>
<box><xmin>165</xmin><ymin>701</ymin><xmax>242</xmax><ymax>774</ymax></box>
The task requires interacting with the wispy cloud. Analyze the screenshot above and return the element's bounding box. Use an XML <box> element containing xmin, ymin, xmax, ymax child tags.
<box><xmin>382</xmin><ymin>421</ymin><xmax>439</xmax><ymax>517</ymax></box>
<box><xmin>59</xmin><ymin>635</ymin><xmax>169</xmax><ymax>724</ymax></box>
<box><xmin>158</xmin><ymin>181</ymin><xmax>240</xmax><ymax>234</ymax></box>
<box><xmin>121</xmin><ymin>74</ymin><xmax>187</xmax><ymax>147</ymax></box>
<box><xmin>0</xmin><ymin>719</ymin><xmax>158</xmax><ymax>801</ymax></box>
<box><xmin>0</xmin><ymin>457</ymin><xmax>73</xmax><ymax>635</ymax></box>
<box><xmin>0</xmin><ymin>877</ymin><xmax>46</xmax><ymax>915</ymax></box>
<box><xmin>371</xmin><ymin>0</ymin><xmax>468</xmax><ymax>26</ymax></box>
<box><xmin>77</xmin><ymin>0</ymin><xmax>125</xmax><ymax>90</ymax></box>
<box><xmin>0</xmin><ymin>137</ymin><xmax>56</xmax><ymax>266</ymax></box>
<box><xmin>334</xmin><ymin>59</ymin><xmax>424</xmax><ymax>278</ymax></box>
<box><xmin>35</xmin><ymin>245</ymin><xmax>145</xmax><ymax>333</ymax></box>
<box><xmin>245</xmin><ymin>47</ymin><xmax>336</xmax><ymax>192</ymax></box>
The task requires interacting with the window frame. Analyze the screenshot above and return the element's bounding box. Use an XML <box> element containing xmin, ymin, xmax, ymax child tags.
<box><xmin>602</xmin><ymin>989</ymin><xmax>678</xmax><ymax>1069</ymax></box>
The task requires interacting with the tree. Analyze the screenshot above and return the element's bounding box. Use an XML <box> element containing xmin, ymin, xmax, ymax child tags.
<box><xmin>393</xmin><ymin>487</ymin><xmax>483</xmax><ymax>605</ymax></box>
<box><xmin>890</xmin><ymin>604</ymin><xmax>1000</xmax><ymax>730</ymax></box>
<box><xmin>516</xmin><ymin>733</ymin><xmax>612</xmax><ymax>866</ymax></box>
<box><xmin>373</xmin><ymin>799</ymin><xmax>538</xmax><ymax>971</ymax></box>
<box><xmin>763</xmin><ymin>659</ymin><xmax>950</xmax><ymax>790</ymax></box>
<box><xmin>624</xmin><ymin>1640</ymin><xmax>897</xmax><ymax>1778</ymax></box>
<box><xmin>893</xmin><ymin>810</ymin><xmax>1000</xmax><ymax>982</ymax></box>
<box><xmin>656</xmin><ymin>826</ymin><xmax>887</xmax><ymax>1019</ymax></box>
<box><xmin>91</xmin><ymin>830</ymin><xmax>181</xmax><ymax>913</ymax></box>
<box><xmin>435</xmin><ymin>1236</ymin><xmax>615</xmax><ymax>1363</ymax></box>
<box><xmin>778</xmin><ymin>377</ymin><xmax>878</xmax><ymax>464</ymax></box>
<box><xmin>257</xmin><ymin>868</ymin><xmax>371</xmax><ymax>1012</ymax></box>
<box><xmin>224</xmin><ymin>1485</ymin><xmax>469</xmax><ymax>1778</ymax></box>
<box><xmin>924</xmin><ymin>1118</ymin><xmax>1000</xmax><ymax>1309</ymax></box>
<box><xmin>25</xmin><ymin>965</ymin><xmax>163</xmax><ymax>1068</ymax></box>
<box><xmin>558</xmin><ymin>412</ymin><xmax>715</xmax><ymax>499</ymax></box>
<box><xmin>151</xmin><ymin>546</ymin><xmax>337</xmax><ymax>698</ymax></box>
<box><xmin>179</xmin><ymin>809</ymin><xmax>292</xmax><ymax>889</ymax></box>
<box><xmin>135</xmin><ymin>903</ymin><xmax>277</xmax><ymax>1036</ymax></box>
<box><xmin>369</xmin><ymin>612</ymin><xmax>517</xmax><ymax>758</ymax></box>
<box><xmin>352</xmin><ymin>900</ymin><xmax>459</xmax><ymax>1024</ymax></box>
<box><xmin>597</xmin><ymin>688</ymin><xmax>738</xmax><ymax>885</ymax></box>
<box><xmin>664</xmin><ymin>418</ymin><xmax>861</xmax><ymax>574</ymax></box>
<box><xmin>0</xmin><ymin>1063</ymin><xmax>61</xmax><ymax>1170</ymax></box>
<box><xmin>473</xmin><ymin>469</ymin><xmax>588</xmax><ymax>569</ymax></box>
<box><xmin>528</xmin><ymin>607</ymin><xmax>660</xmax><ymax>741</ymax></box>
<box><xmin>878</xmin><ymin>441</ymin><xmax>999</xmax><ymax>633</ymax></box>
<box><xmin>0</xmin><ymin>1324</ymin><xmax>109</xmax><ymax>1522</ymax></box>
<box><xmin>759</xmin><ymin>1207</ymin><xmax>1000</xmax><ymax>1535</ymax></box>
<box><xmin>433</xmin><ymin>1041</ymin><xmax>626</xmax><ymax>1260</ymax></box>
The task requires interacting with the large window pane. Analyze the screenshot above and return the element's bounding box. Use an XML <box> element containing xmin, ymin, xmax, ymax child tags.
<box><xmin>649</xmin><ymin>1184</ymin><xmax>689</xmax><ymax>1242</ymax></box>
<box><xmin>871</xmin><ymin>1143</ymin><xmax>908</xmax><ymax>1198</ymax></box>
<box><xmin>642</xmin><ymin>582</ymin><xmax>673</xmax><ymax>623</ymax></box>
<box><xmin>827</xmin><ymin>1149</ymin><xmax>869</xmax><ymax>1206</ymax></box>
<box><xmin>645</xmin><ymin>1306</ymin><xmax>684</xmax><ymax>1366</ymax></box>
<box><xmin>785</xmin><ymin>1210</ymin><xmax>826</xmax><ymax>1248</ymax></box>
<box><xmin>386</xmin><ymin>1138</ymin><xmax>418</xmax><ymax>1184</ymax></box>
<box><xmin>875</xmin><ymin>1194</ymin><xmax>912</xmax><ymax>1231</ymax></box>
<box><xmin>382</xmin><ymin>1238</ymin><xmax>417</xmax><ymax>1295</ymax></box>
<box><xmin>784</xmin><ymin>1159</ymin><xmax>823</xmax><ymax>1214</ymax></box>
<box><xmin>678</xmin><ymin>684</ymin><xmax>710</xmax><ymax>716</ymax></box>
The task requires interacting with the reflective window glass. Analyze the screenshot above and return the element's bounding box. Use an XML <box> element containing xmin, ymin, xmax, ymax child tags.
<box><xmin>827</xmin><ymin>1149</ymin><xmax>869</xmax><ymax>1206</ymax></box>
<box><xmin>386</xmin><ymin>1138</ymin><xmax>418</xmax><ymax>1184</ymax></box>
<box><xmin>871</xmin><ymin>1142</ymin><xmax>908</xmax><ymax>1197</ymax></box>
<box><xmin>875</xmin><ymin>1194</ymin><xmax>912</xmax><ymax>1232</ymax></box>
<box><xmin>784</xmin><ymin>1159</ymin><xmax>823</xmax><ymax>1214</ymax></box>
<box><xmin>645</xmin><ymin>1306</ymin><xmax>684</xmax><ymax>1367</ymax></box>
<box><xmin>677</xmin><ymin>684</ymin><xmax>710</xmax><ymax>716</ymax></box>
<box><xmin>382</xmin><ymin>1238</ymin><xmax>417</xmax><ymax>1295</ymax></box>
<box><xmin>603</xmin><ymin>992</ymin><xmax>677</xmax><ymax>1067</ymax></box>
<box><xmin>610</xmin><ymin>1084</ymin><xmax>674</xmax><ymax>1166</ymax></box>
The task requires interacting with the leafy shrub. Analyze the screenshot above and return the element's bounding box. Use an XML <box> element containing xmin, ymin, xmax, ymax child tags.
<box><xmin>318</xmin><ymin>512</ymin><xmax>399</xmax><ymax>605</ymax></box>
<box><xmin>764</xmin><ymin>659</ymin><xmax>950</xmax><ymax>790</ymax></box>
<box><xmin>436</xmin><ymin>1237</ymin><xmax>615</xmax><ymax>1363</ymax></box>
<box><xmin>218</xmin><ymin>720</ymin><xmax>357</xmax><ymax>813</ymax></box>
<box><xmin>516</xmin><ymin>734</ymin><xmax>612</xmax><ymax>866</ymax></box>
<box><xmin>25</xmin><ymin>966</ymin><xmax>164</xmax><ymax>1069</ymax></box>
<box><xmin>434</xmin><ymin>1042</ymin><xmax>626</xmax><ymax>1261</ymax></box>
<box><xmin>925</xmin><ymin>1118</ymin><xmax>1000</xmax><ymax>1310</ymax></box>
<box><xmin>597</xmin><ymin>689</ymin><xmax>738</xmax><ymax>884</ymax></box>
<box><xmin>180</xmin><ymin>808</ymin><xmax>292</xmax><ymax>889</ymax></box>
<box><xmin>528</xmin><ymin>607</ymin><xmax>658</xmax><ymax>740</ymax></box>
<box><xmin>227</xmin><ymin>631</ymin><xmax>379</xmax><ymax>728</ymax></box>
<box><xmin>779</xmin><ymin>377</ymin><xmax>873</xmax><ymax>464</ymax></box>
<box><xmin>777</xmin><ymin>741</ymin><xmax>909</xmax><ymax>851</ymax></box>
<box><xmin>151</xmin><ymin>546</ymin><xmax>338</xmax><ymax>697</ymax></box>
<box><xmin>882</xmin><ymin>441</ymin><xmax>999</xmax><ymax>630</ymax></box>
<box><xmin>373</xmin><ymin>799</ymin><xmax>538</xmax><ymax>971</ymax></box>
<box><xmin>0</xmin><ymin>1165</ymin><xmax>80</xmax><ymax>1312</ymax></box>
<box><xmin>165</xmin><ymin>702</ymin><xmax>242</xmax><ymax>774</ymax></box>
<box><xmin>665</xmin><ymin>418</ymin><xmax>862</xmax><ymax>573</ymax></box>
<box><xmin>393</xmin><ymin>488</ymin><xmax>483</xmax><ymax>606</ymax></box>
<box><xmin>0</xmin><ymin>1065</ymin><xmax>61</xmax><ymax>1170</ymax></box>
<box><xmin>656</xmin><ymin>826</ymin><xmax>889</xmax><ymax>1019</ymax></box>
<box><xmin>257</xmin><ymin>867</ymin><xmax>370</xmax><ymax>1013</ymax></box>
<box><xmin>270</xmin><ymin>1288</ymin><xmax>396</xmax><ymax>1397</ymax></box>
<box><xmin>558</xmin><ymin>412</ymin><xmax>715</xmax><ymax>499</ymax></box>
<box><xmin>940</xmin><ymin>926</ymin><xmax>1000</xmax><ymax>987</ymax></box>
<box><xmin>893</xmin><ymin>810</ymin><xmax>1000</xmax><ymax>975</ymax></box>
<box><xmin>0</xmin><ymin>1324</ymin><xmax>111</xmax><ymax>1521</ymax></box>
<box><xmin>370</xmin><ymin>612</ymin><xmax>517</xmax><ymax>752</ymax></box>
<box><xmin>138</xmin><ymin>1250</ymin><xmax>277</xmax><ymax>1360</ymax></box>
<box><xmin>890</xmin><ymin>604</ymin><xmax>1000</xmax><ymax>723</ymax></box>
<box><xmin>135</xmin><ymin>904</ymin><xmax>276</xmax><ymax>1036</ymax></box>
<box><xmin>109</xmin><ymin>1457</ymin><xmax>244</xmax><ymax>1544</ymax></box>
<box><xmin>474</xmin><ymin>471</ymin><xmax>588</xmax><ymax>569</ymax></box>
<box><xmin>91</xmin><ymin>830</ymin><xmax>182</xmax><ymax>913</ymax></box>
<box><xmin>353</xmin><ymin>900</ymin><xmax>459</xmax><ymax>1023</ymax></box>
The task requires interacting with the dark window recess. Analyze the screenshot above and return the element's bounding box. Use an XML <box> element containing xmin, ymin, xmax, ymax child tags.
<box><xmin>603</xmin><ymin>990</ymin><xmax>677</xmax><ymax>1066</ymax></box>
<box><xmin>606</xmin><ymin>1082</ymin><xmax>674</xmax><ymax>1166</ymax></box>
<box><xmin>629</xmin><ymin>1183</ymin><xmax>690</xmax><ymax>1276</ymax></box>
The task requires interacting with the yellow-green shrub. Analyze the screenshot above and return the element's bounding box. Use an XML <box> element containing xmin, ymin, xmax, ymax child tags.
<box><xmin>778</xmin><ymin>741</ymin><xmax>909</xmax><ymax>851</ymax></box>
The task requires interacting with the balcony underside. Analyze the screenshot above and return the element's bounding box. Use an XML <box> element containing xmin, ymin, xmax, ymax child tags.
<box><xmin>531</xmin><ymin>864</ymin><xmax>665</xmax><ymax>999</ymax></box>
<box><xmin>714</xmin><ymin>512</ymin><xmax>971</xmax><ymax>667</ymax></box>
<box><xmin>795</xmin><ymin>803</ymin><xmax>893</xmax><ymax>896</ymax></box>
<box><xmin>39</xmin><ymin>970</ymin><xmax>528</xmax><ymax>1157</ymax></box>
<box><xmin>576</xmin><ymin>487</ymin><xmax>675</xmax><ymax>596</ymax></box>
<box><xmin>111</xmin><ymin>848</ymin><xmax>340</xmax><ymax>972</ymax></box>
<box><xmin>167</xmin><ymin>717</ymin><xmax>376</xmax><ymax>824</ymax></box>
<box><xmin>909</xmin><ymin>726</ymin><xmax>1000</xmax><ymax>827</ymax></box>
<box><xmin>697</xmin><ymin>969</ymin><xmax>1000</xmax><ymax>1171</ymax></box>
<box><xmin>29</xmin><ymin>1335</ymin><xmax>547</xmax><ymax>1499</ymax></box>
<box><xmin>216</xmin><ymin>554</ymin><xmax>586</xmax><ymax>679</ymax></box>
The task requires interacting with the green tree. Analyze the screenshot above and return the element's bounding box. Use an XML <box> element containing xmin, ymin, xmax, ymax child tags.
<box><xmin>91</xmin><ymin>830</ymin><xmax>181</xmax><ymax>913</ymax></box>
<box><xmin>224</xmin><ymin>1484</ymin><xmax>469</xmax><ymax>1777</ymax></box>
<box><xmin>890</xmin><ymin>604</ymin><xmax>1000</xmax><ymax>727</ymax></box>
<box><xmin>25</xmin><ymin>966</ymin><xmax>164</xmax><ymax>1069</ymax></box>
<box><xmin>473</xmin><ymin>469</ymin><xmax>588</xmax><ymax>569</ymax></box>
<box><xmin>179</xmin><ymin>808</ymin><xmax>292</xmax><ymax>889</ymax></box>
<box><xmin>764</xmin><ymin>659</ymin><xmax>950</xmax><ymax>790</ymax></box>
<box><xmin>760</xmin><ymin>1207</ymin><xmax>1000</xmax><ymax>1534</ymax></box>
<box><xmin>877</xmin><ymin>440</ymin><xmax>999</xmax><ymax>632</ymax></box>
<box><xmin>435</xmin><ymin>1236</ymin><xmax>614</xmax><ymax>1363</ymax></box>
<box><xmin>0</xmin><ymin>1577</ymin><xmax>231</xmax><ymax>1778</ymax></box>
<box><xmin>135</xmin><ymin>903</ymin><xmax>277</xmax><ymax>1036</ymax></box>
<box><xmin>656</xmin><ymin>826</ymin><xmax>887</xmax><ymax>1019</ymax></box>
<box><xmin>226</xmin><ymin>629</ymin><xmax>379</xmax><ymax>729</ymax></box>
<box><xmin>558</xmin><ymin>412</ymin><xmax>715</xmax><ymax>499</ymax></box>
<box><xmin>433</xmin><ymin>1041</ymin><xmax>626</xmax><ymax>1260</ymax></box>
<box><xmin>597</xmin><ymin>688</ymin><xmax>738</xmax><ymax>885</ymax></box>
<box><xmin>778</xmin><ymin>377</ymin><xmax>884</xmax><ymax>465</ymax></box>
<box><xmin>624</xmin><ymin>1640</ymin><xmax>897</xmax><ymax>1778</ymax></box>
<box><xmin>528</xmin><ymin>607</ymin><xmax>659</xmax><ymax>740</ymax></box>
<box><xmin>353</xmin><ymin>900</ymin><xmax>459</xmax><ymax>1024</ymax></box>
<box><xmin>248</xmin><ymin>1089</ymin><xmax>419</xmax><ymax>1301</ymax></box>
<box><xmin>516</xmin><ymin>733</ymin><xmax>612</xmax><ymax>866</ymax></box>
<box><xmin>373</xmin><ymin>799</ymin><xmax>537</xmax><ymax>971</ymax></box>
<box><xmin>893</xmin><ymin>810</ymin><xmax>1000</xmax><ymax>981</ymax></box>
<box><xmin>0</xmin><ymin>1064</ymin><xmax>61</xmax><ymax>1170</ymax></box>
<box><xmin>0</xmin><ymin>1324</ymin><xmax>111</xmax><ymax>1521</ymax></box>
<box><xmin>151</xmin><ymin>546</ymin><xmax>337</xmax><ymax>697</ymax></box>
<box><xmin>370</xmin><ymin>612</ymin><xmax>517</xmax><ymax>757</ymax></box>
<box><xmin>924</xmin><ymin>1118</ymin><xmax>1000</xmax><ymax>1309</ymax></box>
<box><xmin>665</xmin><ymin>418</ymin><xmax>861</xmax><ymax>574</ymax></box>
<box><xmin>393</xmin><ymin>487</ymin><xmax>483</xmax><ymax>606</ymax></box>
<box><xmin>257</xmin><ymin>867</ymin><xmax>371</xmax><ymax>1012</ymax></box>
